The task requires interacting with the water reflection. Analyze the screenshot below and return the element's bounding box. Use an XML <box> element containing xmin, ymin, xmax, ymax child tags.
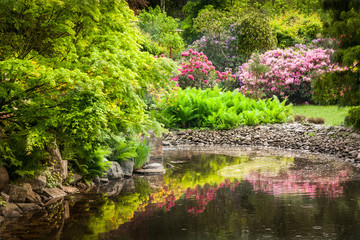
<box><xmin>1</xmin><ymin>152</ymin><xmax>360</xmax><ymax>240</ymax></box>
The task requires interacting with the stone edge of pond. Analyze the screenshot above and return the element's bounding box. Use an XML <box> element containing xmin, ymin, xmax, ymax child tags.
<box><xmin>162</xmin><ymin>123</ymin><xmax>360</xmax><ymax>168</ymax></box>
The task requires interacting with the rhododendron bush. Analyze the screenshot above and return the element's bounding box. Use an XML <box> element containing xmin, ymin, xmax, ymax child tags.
<box><xmin>239</xmin><ymin>47</ymin><xmax>346</xmax><ymax>103</ymax></box>
<box><xmin>171</xmin><ymin>49</ymin><xmax>242</xmax><ymax>91</ymax></box>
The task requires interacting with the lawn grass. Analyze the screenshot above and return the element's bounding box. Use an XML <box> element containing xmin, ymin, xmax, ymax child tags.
<box><xmin>291</xmin><ymin>105</ymin><xmax>349</xmax><ymax>126</ymax></box>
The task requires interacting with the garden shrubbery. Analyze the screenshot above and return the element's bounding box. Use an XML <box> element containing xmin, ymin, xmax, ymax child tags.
<box><xmin>155</xmin><ymin>87</ymin><xmax>292</xmax><ymax>130</ymax></box>
<box><xmin>345</xmin><ymin>106</ymin><xmax>360</xmax><ymax>130</ymax></box>
<box><xmin>171</xmin><ymin>49</ymin><xmax>242</xmax><ymax>91</ymax></box>
<box><xmin>238</xmin><ymin>46</ymin><xmax>346</xmax><ymax>104</ymax></box>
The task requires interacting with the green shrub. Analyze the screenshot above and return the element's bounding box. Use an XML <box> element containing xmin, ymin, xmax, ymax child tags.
<box><xmin>312</xmin><ymin>73</ymin><xmax>344</xmax><ymax>105</ymax></box>
<box><xmin>270</xmin><ymin>10</ymin><xmax>322</xmax><ymax>48</ymax></box>
<box><xmin>137</xmin><ymin>6</ymin><xmax>185</xmax><ymax>57</ymax></box>
<box><xmin>232</xmin><ymin>9</ymin><xmax>277</xmax><ymax>58</ymax></box>
<box><xmin>345</xmin><ymin>106</ymin><xmax>360</xmax><ymax>130</ymax></box>
<box><xmin>155</xmin><ymin>87</ymin><xmax>292</xmax><ymax>130</ymax></box>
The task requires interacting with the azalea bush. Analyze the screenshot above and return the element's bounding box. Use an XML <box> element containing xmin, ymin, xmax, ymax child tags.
<box><xmin>172</xmin><ymin>49</ymin><xmax>242</xmax><ymax>91</ymax></box>
<box><xmin>155</xmin><ymin>87</ymin><xmax>292</xmax><ymax>130</ymax></box>
<box><xmin>238</xmin><ymin>47</ymin><xmax>346</xmax><ymax>104</ymax></box>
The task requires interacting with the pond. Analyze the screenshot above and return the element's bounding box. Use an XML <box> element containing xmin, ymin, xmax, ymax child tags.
<box><xmin>1</xmin><ymin>150</ymin><xmax>360</xmax><ymax>240</ymax></box>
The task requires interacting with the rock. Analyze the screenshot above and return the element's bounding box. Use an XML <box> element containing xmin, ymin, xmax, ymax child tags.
<box><xmin>134</xmin><ymin>164</ymin><xmax>166</xmax><ymax>175</ymax></box>
<box><xmin>105</xmin><ymin>161</ymin><xmax>124</xmax><ymax>180</ymax></box>
<box><xmin>99</xmin><ymin>178</ymin><xmax>109</xmax><ymax>183</ymax></box>
<box><xmin>1</xmin><ymin>192</ymin><xmax>10</xmax><ymax>202</ymax></box>
<box><xmin>29</xmin><ymin>175</ymin><xmax>47</xmax><ymax>193</ymax></box>
<box><xmin>93</xmin><ymin>176</ymin><xmax>100</xmax><ymax>184</ymax></box>
<box><xmin>121</xmin><ymin>178</ymin><xmax>135</xmax><ymax>192</ymax></box>
<box><xmin>16</xmin><ymin>203</ymin><xmax>42</xmax><ymax>212</ymax></box>
<box><xmin>60</xmin><ymin>185</ymin><xmax>79</xmax><ymax>194</ymax></box>
<box><xmin>22</xmin><ymin>183</ymin><xmax>42</xmax><ymax>204</ymax></box>
<box><xmin>349</xmin><ymin>132</ymin><xmax>360</xmax><ymax>140</ymax></box>
<box><xmin>120</xmin><ymin>160</ymin><xmax>134</xmax><ymax>177</ymax></box>
<box><xmin>98</xmin><ymin>180</ymin><xmax>124</xmax><ymax>196</ymax></box>
<box><xmin>76</xmin><ymin>182</ymin><xmax>87</xmax><ymax>190</ymax></box>
<box><xmin>4</xmin><ymin>184</ymin><xmax>28</xmax><ymax>202</ymax></box>
<box><xmin>162</xmin><ymin>141</ymin><xmax>171</xmax><ymax>146</ymax></box>
<box><xmin>42</xmin><ymin>188</ymin><xmax>67</xmax><ymax>199</ymax></box>
<box><xmin>70</xmin><ymin>174</ymin><xmax>83</xmax><ymax>185</ymax></box>
<box><xmin>0</xmin><ymin>202</ymin><xmax>23</xmax><ymax>218</ymax></box>
<box><xmin>0</xmin><ymin>166</ymin><xmax>10</xmax><ymax>190</ymax></box>
<box><xmin>147</xmin><ymin>131</ymin><xmax>163</xmax><ymax>160</ymax></box>
<box><xmin>143</xmin><ymin>163</ymin><xmax>163</xmax><ymax>169</ymax></box>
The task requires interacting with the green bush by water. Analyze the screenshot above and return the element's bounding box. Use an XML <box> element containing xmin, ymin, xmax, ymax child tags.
<box><xmin>155</xmin><ymin>87</ymin><xmax>292</xmax><ymax>130</ymax></box>
<box><xmin>345</xmin><ymin>106</ymin><xmax>360</xmax><ymax>130</ymax></box>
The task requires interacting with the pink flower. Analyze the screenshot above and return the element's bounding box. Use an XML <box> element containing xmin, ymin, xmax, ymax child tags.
<box><xmin>187</xmin><ymin>75</ymin><xmax>194</xmax><ymax>80</ymax></box>
<box><xmin>204</xmin><ymin>80</ymin><xmax>208</xmax><ymax>83</ymax></box>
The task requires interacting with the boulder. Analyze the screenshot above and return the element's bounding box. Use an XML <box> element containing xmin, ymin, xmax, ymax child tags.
<box><xmin>120</xmin><ymin>160</ymin><xmax>134</xmax><ymax>177</ymax></box>
<box><xmin>0</xmin><ymin>166</ymin><xmax>10</xmax><ymax>190</ymax></box>
<box><xmin>16</xmin><ymin>203</ymin><xmax>42</xmax><ymax>212</ymax></box>
<box><xmin>22</xmin><ymin>183</ymin><xmax>42</xmax><ymax>204</ymax></box>
<box><xmin>60</xmin><ymin>185</ymin><xmax>79</xmax><ymax>194</ymax></box>
<box><xmin>5</xmin><ymin>184</ymin><xmax>28</xmax><ymax>202</ymax></box>
<box><xmin>0</xmin><ymin>202</ymin><xmax>23</xmax><ymax>218</ymax></box>
<box><xmin>134</xmin><ymin>163</ymin><xmax>166</xmax><ymax>175</ymax></box>
<box><xmin>98</xmin><ymin>180</ymin><xmax>124</xmax><ymax>196</ymax></box>
<box><xmin>105</xmin><ymin>161</ymin><xmax>124</xmax><ymax>180</ymax></box>
<box><xmin>42</xmin><ymin>188</ymin><xmax>67</xmax><ymax>199</ymax></box>
<box><xmin>29</xmin><ymin>175</ymin><xmax>47</xmax><ymax>193</ymax></box>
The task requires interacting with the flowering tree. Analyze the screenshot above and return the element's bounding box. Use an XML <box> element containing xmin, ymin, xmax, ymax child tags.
<box><xmin>238</xmin><ymin>46</ymin><xmax>346</xmax><ymax>103</ymax></box>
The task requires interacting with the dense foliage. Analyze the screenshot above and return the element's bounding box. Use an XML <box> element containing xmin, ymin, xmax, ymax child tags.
<box><xmin>0</xmin><ymin>0</ymin><xmax>176</xmax><ymax>179</ymax></box>
<box><xmin>238</xmin><ymin>45</ymin><xmax>345</xmax><ymax>103</ymax></box>
<box><xmin>155</xmin><ymin>87</ymin><xmax>292</xmax><ymax>130</ymax></box>
<box><xmin>137</xmin><ymin>6</ymin><xmax>185</xmax><ymax>57</ymax></box>
<box><xmin>320</xmin><ymin>0</ymin><xmax>360</xmax><ymax>106</ymax></box>
<box><xmin>345</xmin><ymin>106</ymin><xmax>360</xmax><ymax>130</ymax></box>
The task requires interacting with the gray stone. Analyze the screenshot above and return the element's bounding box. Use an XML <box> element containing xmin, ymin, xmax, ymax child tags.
<box><xmin>105</xmin><ymin>161</ymin><xmax>124</xmax><ymax>179</ymax></box>
<box><xmin>349</xmin><ymin>132</ymin><xmax>360</xmax><ymax>139</ymax></box>
<box><xmin>120</xmin><ymin>160</ymin><xmax>134</xmax><ymax>177</ymax></box>
<box><xmin>0</xmin><ymin>166</ymin><xmax>10</xmax><ymax>190</ymax></box>
<box><xmin>134</xmin><ymin>165</ymin><xmax>166</xmax><ymax>175</ymax></box>
<box><xmin>143</xmin><ymin>163</ymin><xmax>163</xmax><ymax>169</ymax></box>
<box><xmin>98</xmin><ymin>180</ymin><xmax>124</xmax><ymax>196</ymax></box>
<box><xmin>99</xmin><ymin>178</ymin><xmax>109</xmax><ymax>183</ymax></box>
<box><xmin>42</xmin><ymin>188</ymin><xmax>67</xmax><ymax>199</ymax></box>
<box><xmin>16</xmin><ymin>203</ymin><xmax>42</xmax><ymax>212</ymax></box>
<box><xmin>5</xmin><ymin>184</ymin><xmax>28</xmax><ymax>202</ymax></box>
<box><xmin>93</xmin><ymin>176</ymin><xmax>100</xmax><ymax>184</ymax></box>
<box><xmin>29</xmin><ymin>175</ymin><xmax>47</xmax><ymax>193</ymax></box>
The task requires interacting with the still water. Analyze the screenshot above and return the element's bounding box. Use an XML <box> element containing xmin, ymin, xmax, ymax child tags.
<box><xmin>1</xmin><ymin>151</ymin><xmax>360</xmax><ymax>240</ymax></box>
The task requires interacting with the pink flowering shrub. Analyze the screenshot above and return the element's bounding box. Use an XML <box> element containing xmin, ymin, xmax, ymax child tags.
<box><xmin>171</xmin><ymin>49</ymin><xmax>242</xmax><ymax>90</ymax></box>
<box><xmin>238</xmin><ymin>47</ymin><xmax>346</xmax><ymax>103</ymax></box>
